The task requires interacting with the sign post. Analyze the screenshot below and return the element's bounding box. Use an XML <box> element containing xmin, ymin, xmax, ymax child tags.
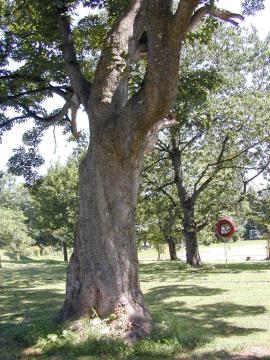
<box><xmin>216</xmin><ymin>216</ymin><xmax>237</xmax><ymax>266</ymax></box>
<box><xmin>224</xmin><ymin>239</ymin><xmax>228</xmax><ymax>265</ymax></box>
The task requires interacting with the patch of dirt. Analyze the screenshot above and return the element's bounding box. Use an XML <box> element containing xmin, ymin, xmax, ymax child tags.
<box><xmin>177</xmin><ymin>347</ymin><xmax>270</xmax><ymax>360</ymax></box>
<box><xmin>237</xmin><ymin>347</ymin><xmax>270</xmax><ymax>359</ymax></box>
<box><xmin>22</xmin><ymin>346</ymin><xmax>43</xmax><ymax>356</ymax></box>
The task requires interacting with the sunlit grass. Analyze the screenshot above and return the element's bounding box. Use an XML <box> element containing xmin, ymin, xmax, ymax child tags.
<box><xmin>0</xmin><ymin>252</ymin><xmax>270</xmax><ymax>359</ymax></box>
<box><xmin>139</xmin><ymin>239</ymin><xmax>268</xmax><ymax>262</ymax></box>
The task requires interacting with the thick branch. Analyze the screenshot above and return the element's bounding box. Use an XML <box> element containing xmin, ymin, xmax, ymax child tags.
<box><xmin>187</xmin><ymin>5</ymin><xmax>208</xmax><ymax>31</ymax></box>
<box><xmin>117</xmin><ymin>1</ymin><xmax>198</xmax><ymax>154</ymax></box>
<box><xmin>197</xmin><ymin>221</ymin><xmax>209</xmax><ymax>232</ymax></box>
<box><xmin>0</xmin><ymin>115</ymin><xmax>29</xmax><ymax>130</ymax></box>
<box><xmin>20</xmin><ymin>100</ymin><xmax>71</xmax><ymax>124</ymax></box>
<box><xmin>90</xmin><ymin>0</ymin><xmax>144</xmax><ymax>122</ymax></box>
<box><xmin>207</xmin><ymin>7</ymin><xmax>244</xmax><ymax>26</ymax></box>
<box><xmin>170</xmin><ymin>133</ymin><xmax>190</xmax><ymax>205</ymax></box>
<box><xmin>175</xmin><ymin>0</ymin><xmax>199</xmax><ymax>33</ymax></box>
<box><xmin>57</xmin><ymin>11</ymin><xmax>91</xmax><ymax>108</ymax></box>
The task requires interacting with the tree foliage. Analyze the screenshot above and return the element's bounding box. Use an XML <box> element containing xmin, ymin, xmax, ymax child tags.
<box><xmin>0</xmin><ymin>174</ymin><xmax>32</xmax><ymax>255</ymax></box>
<box><xmin>0</xmin><ymin>0</ymin><xmax>267</xmax><ymax>331</ymax></box>
<box><xmin>30</xmin><ymin>159</ymin><xmax>79</xmax><ymax>249</ymax></box>
<box><xmin>0</xmin><ymin>0</ymin><xmax>266</xmax><ymax>179</ymax></box>
<box><xmin>0</xmin><ymin>207</ymin><xmax>32</xmax><ymax>252</ymax></box>
<box><xmin>139</xmin><ymin>25</ymin><xmax>270</xmax><ymax>264</ymax></box>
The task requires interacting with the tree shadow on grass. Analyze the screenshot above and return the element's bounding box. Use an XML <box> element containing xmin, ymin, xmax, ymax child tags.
<box><xmin>212</xmin><ymin>261</ymin><xmax>270</xmax><ymax>273</ymax></box>
<box><xmin>1</xmin><ymin>256</ymin><xmax>65</xmax><ymax>265</ymax></box>
<box><xmin>139</xmin><ymin>260</ymin><xmax>270</xmax><ymax>282</ymax></box>
<box><xmin>1</xmin><ymin>259</ymin><xmax>269</xmax><ymax>360</ymax></box>
<box><xmin>0</xmin><ymin>260</ymin><xmax>67</xmax><ymax>289</ymax></box>
<box><xmin>190</xmin><ymin>350</ymin><xmax>270</xmax><ymax>359</ymax></box>
<box><xmin>145</xmin><ymin>284</ymin><xmax>266</xmax><ymax>345</ymax></box>
<box><xmin>0</xmin><ymin>287</ymin><xmax>64</xmax><ymax>342</ymax></box>
<box><xmin>0</xmin><ymin>260</ymin><xmax>66</xmax><ymax>359</ymax></box>
<box><xmin>140</xmin><ymin>261</ymin><xmax>196</xmax><ymax>282</ymax></box>
<box><xmin>21</xmin><ymin>285</ymin><xmax>267</xmax><ymax>360</ymax></box>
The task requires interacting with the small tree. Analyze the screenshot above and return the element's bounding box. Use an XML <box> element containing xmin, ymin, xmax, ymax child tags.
<box><xmin>0</xmin><ymin>207</ymin><xmax>32</xmax><ymax>259</ymax></box>
<box><xmin>137</xmin><ymin>189</ymin><xmax>181</xmax><ymax>260</ymax></box>
<box><xmin>31</xmin><ymin>159</ymin><xmax>79</xmax><ymax>261</ymax></box>
<box><xmin>142</xmin><ymin>26</ymin><xmax>270</xmax><ymax>266</ymax></box>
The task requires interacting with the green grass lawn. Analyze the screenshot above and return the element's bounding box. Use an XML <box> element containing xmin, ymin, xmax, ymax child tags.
<box><xmin>1</xmin><ymin>255</ymin><xmax>270</xmax><ymax>359</ymax></box>
<box><xmin>139</xmin><ymin>239</ymin><xmax>268</xmax><ymax>261</ymax></box>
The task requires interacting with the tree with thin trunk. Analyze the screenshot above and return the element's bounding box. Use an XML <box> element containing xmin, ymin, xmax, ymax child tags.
<box><xmin>137</xmin><ymin>187</ymin><xmax>181</xmax><ymax>260</ymax></box>
<box><xmin>30</xmin><ymin>160</ymin><xmax>79</xmax><ymax>262</ymax></box>
<box><xmin>0</xmin><ymin>0</ymin><xmax>265</xmax><ymax>338</ymax></box>
<box><xmin>141</xmin><ymin>26</ymin><xmax>270</xmax><ymax>266</ymax></box>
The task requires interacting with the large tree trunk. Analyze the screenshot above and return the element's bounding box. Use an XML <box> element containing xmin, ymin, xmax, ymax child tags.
<box><xmin>57</xmin><ymin>0</ymin><xmax>198</xmax><ymax>340</ymax></box>
<box><xmin>58</xmin><ymin>137</ymin><xmax>152</xmax><ymax>337</ymax></box>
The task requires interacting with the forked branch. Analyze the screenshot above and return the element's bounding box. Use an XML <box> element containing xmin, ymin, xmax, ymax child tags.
<box><xmin>57</xmin><ymin>9</ymin><xmax>91</xmax><ymax>108</ymax></box>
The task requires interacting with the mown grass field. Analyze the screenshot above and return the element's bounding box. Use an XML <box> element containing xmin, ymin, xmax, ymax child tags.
<box><xmin>139</xmin><ymin>240</ymin><xmax>268</xmax><ymax>262</ymax></box>
<box><xmin>1</xmin><ymin>245</ymin><xmax>270</xmax><ymax>359</ymax></box>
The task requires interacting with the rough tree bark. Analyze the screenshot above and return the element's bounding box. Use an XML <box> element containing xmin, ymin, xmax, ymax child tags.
<box><xmin>55</xmin><ymin>0</ymin><xmax>241</xmax><ymax>337</ymax></box>
<box><xmin>56</xmin><ymin>0</ymin><xmax>196</xmax><ymax>336</ymax></box>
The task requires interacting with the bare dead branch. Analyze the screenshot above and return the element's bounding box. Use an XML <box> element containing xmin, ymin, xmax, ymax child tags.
<box><xmin>144</xmin><ymin>112</ymin><xmax>177</xmax><ymax>154</ymax></box>
<box><xmin>207</xmin><ymin>7</ymin><xmax>244</xmax><ymax>26</ymax></box>
<box><xmin>188</xmin><ymin>5</ymin><xmax>244</xmax><ymax>32</ymax></box>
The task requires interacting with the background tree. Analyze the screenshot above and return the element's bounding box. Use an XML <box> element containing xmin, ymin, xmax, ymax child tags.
<box><xmin>137</xmin><ymin>186</ymin><xmax>182</xmax><ymax>260</ymax></box>
<box><xmin>0</xmin><ymin>208</ymin><xmax>32</xmax><ymax>258</ymax></box>
<box><xmin>0</xmin><ymin>173</ymin><xmax>32</xmax><ymax>213</ymax></box>
<box><xmin>30</xmin><ymin>159</ymin><xmax>79</xmax><ymax>261</ymax></box>
<box><xmin>141</xmin><ymin>26</ymin><xmax>270</xmax><ymax>266</ymax></box>
<box><xmin>0</xmin><ymin>175</ymin><xmax>32</xmax><ymax>261</ymax></box>
<box><xmin>0</xmin><ymin>0</ymin><xmax>266</xmax><ymax>337</ymax></box>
